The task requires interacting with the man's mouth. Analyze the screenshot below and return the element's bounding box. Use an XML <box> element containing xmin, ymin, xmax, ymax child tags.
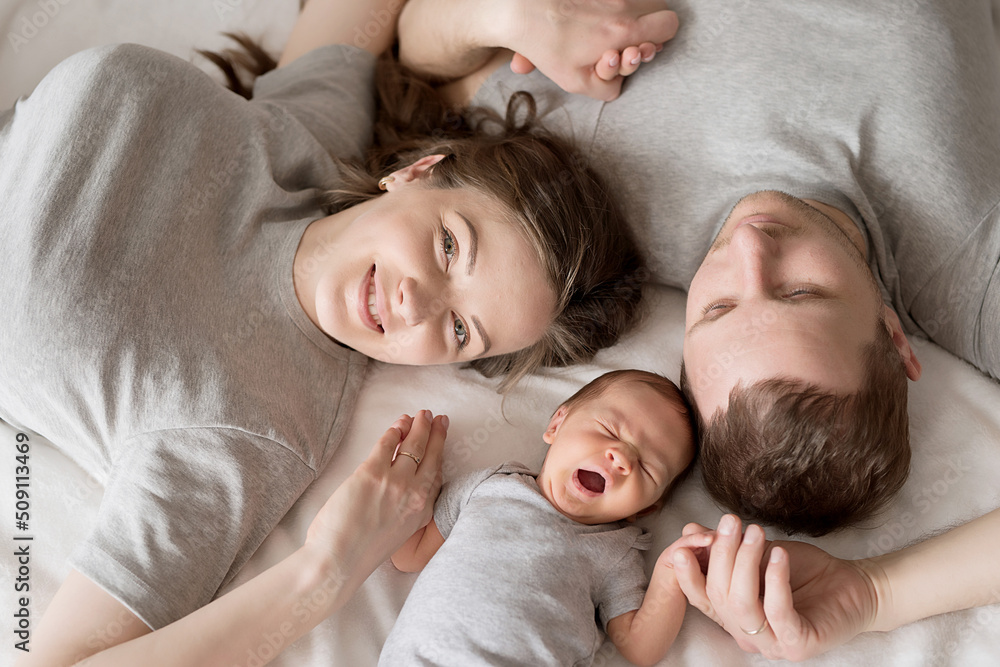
<box><xmin>576</xmin><ymin>469</ymin><xmax>606</xmax><ymax>494</ymax></box>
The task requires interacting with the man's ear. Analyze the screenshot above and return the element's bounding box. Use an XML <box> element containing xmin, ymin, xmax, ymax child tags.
<box><xmin>882</xmin><ymin>305</ymin><xmax>922</xmax><ymax>381</ymax></box>
<box><xmin>542</xmin><ymin>405</ymin><xmax>569</xmax><ymax>445</ymax></box>
<box><xmin>382</xmin><ymin>154</ymin><xmax>447</xmax><ymax>191</ymax></box>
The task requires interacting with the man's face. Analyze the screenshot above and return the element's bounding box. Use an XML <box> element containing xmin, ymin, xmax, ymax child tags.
<box><xmin>683</xmin><ymin>191</ymin><xmax>885</xmax><ymax>419</ymax></box>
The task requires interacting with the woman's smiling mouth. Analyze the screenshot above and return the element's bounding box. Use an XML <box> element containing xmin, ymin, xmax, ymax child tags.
<box><xmin>359</xmin><ymin>265</ymin><xmax>384</xmax><ymax>333</ymax></box>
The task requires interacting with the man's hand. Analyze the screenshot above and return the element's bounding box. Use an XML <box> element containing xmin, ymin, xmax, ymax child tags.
<box><xmin>671</xmin><ymin>515</ymin><xmax>878</xmax><ymax>661</ymax></box>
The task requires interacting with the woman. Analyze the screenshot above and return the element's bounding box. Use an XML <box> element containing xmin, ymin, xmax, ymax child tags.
<box><xmin>3</xmin><ymin>1</ymin><xmax>643</xmax><ymax>664</ymax></box>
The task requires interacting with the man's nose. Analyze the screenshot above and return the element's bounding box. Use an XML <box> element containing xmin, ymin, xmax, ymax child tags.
<box><xmin>398</xmin><ymin>276</ymin><xmax>445</xmax><ymax>326</ymax></box>
<box><xmin>732</xmin><ymin>224</ymin><xmax>778</xmax><ymax>292</ymax></box>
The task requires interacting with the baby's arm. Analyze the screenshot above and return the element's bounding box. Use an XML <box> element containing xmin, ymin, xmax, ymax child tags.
<box><xmin>607</xmin><ymin>531</ymin><xmax>713</xmax><ymax>666</ymax></box>
<box><xmin>391</xmin><ymin>519</ymin><xmax>445</xmax><ymax>572</ymax></box>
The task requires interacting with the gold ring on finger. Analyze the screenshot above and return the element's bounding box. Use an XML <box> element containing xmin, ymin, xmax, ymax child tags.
<box><xmin>740</xmin><ymin>618</ymin><xmax>769</xmax><ymax>636</ymax></box>
<box><xmin>396</xmin><ymin>451</ymin><xmax>421</xmax><ymax>466</ymax></box>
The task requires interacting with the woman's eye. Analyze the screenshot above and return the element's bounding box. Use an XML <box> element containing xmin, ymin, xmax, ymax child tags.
<box><xmin>453</xmin><ymin>317</ymin><xmax>468</xmax><ymax>348</ymax></box>
<box><xmin>441</xmin><ymin>227</ymin><xmax>457</xmax><ymax>263</ymax></box>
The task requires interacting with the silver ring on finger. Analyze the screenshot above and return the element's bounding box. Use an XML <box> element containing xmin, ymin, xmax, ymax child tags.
<box><xmin>395</xmin><ymin>451</ymin><xmax>421</xmax><ymax>466</ymax></box>
<box><xmin>740</xmin><ymin>617</ymin><xmax>769</xmax><ymax>636</ymax></box>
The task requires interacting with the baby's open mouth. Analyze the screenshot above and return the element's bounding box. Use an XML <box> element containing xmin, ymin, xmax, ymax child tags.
<box><xmin>577</xmin><ymin>469</ymin><xmax>606</xmax><ymax>494</ymax></box>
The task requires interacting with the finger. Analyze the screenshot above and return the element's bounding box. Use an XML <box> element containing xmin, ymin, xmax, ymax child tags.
<box><xmin>762</xmin><ymin>546</ymin><xmax>803</xmax><ymax>648</ymax></box>
<box><xmin>682</xmin><ymin>522</ymin><xmax>712</xmax><ymax>536</ymax></box>
<box><xmin>392</xmin><ymin>414</ymin><xmax>415</xmax><ymax>441</ymax></box>
<box><xmin>673</xmin><ymin>548</ymin><xmax>722</xmax><ymax>626</ymax></box>
<box><xmin>420</xmin><ymin>414</ymin><xmax>448</xmax><ymax>476</ymax></box>
<box><xmin>638</xmin><ymin>42</ymin><xmax>657</xmax><ymax>63</ymax></box>
<box><xmin>730</xmin><ymin>524</ymin><xmax>768</xmax><ymax>633</ymax></box>
<box><xmin>594</xmin><ymin>49</ymin><xmax>623</xmax><ymax>82</ymax></box>
<box><xmin>619</xmin><ymin>46</ymin><xmax>642</xmax><ymax>76</ymax></box>
<box><xmin>631</xmin><ymin>9</ymin><xmax>680</xmax><ymax>47</ymax></box>
<box><xmin>509</xmin><ymin>52</ymin><xmax>536</xmax><ymax>75</ymax></box>
<box><xmin>372</xmin><ymin>423</ymin><xmax>404</xmax><ymax>471</ymax></box>
<box><xmin>705</xmin><ymin>514</ymin><xmax>742</xmax><ymax>602</ymax></box>
<box><xmin>580</xmin><ymin>72</ymin><xmax>624</xmax><ymax>102</ymax></box>
<box><xmin>395</xmin><ymin>409</ymin><xmax>432</xmax><ymax>464</ymax></box>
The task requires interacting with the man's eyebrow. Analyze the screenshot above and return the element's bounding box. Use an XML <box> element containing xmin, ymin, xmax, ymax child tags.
<box><xmin>458</xmin><ymin>211</ymin><xmax>478</xmax><ymax>275</ymax></box>
<box><xmin>472</xmin><ymin>316</ymin><xmax>492</xmax><ymax>358</ymax></box>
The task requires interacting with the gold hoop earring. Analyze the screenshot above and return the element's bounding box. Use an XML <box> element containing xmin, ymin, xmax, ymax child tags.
<box><xmin>378</xmin><ymin>175</ymin><xmax>395</xmax><ymax>191</ymax></box>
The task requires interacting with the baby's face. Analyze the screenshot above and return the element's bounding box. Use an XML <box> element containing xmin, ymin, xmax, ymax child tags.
<box><xmin>537</xmin><ymin>380</ymin><xmax>694</xmax><ymax>525</ymax></box>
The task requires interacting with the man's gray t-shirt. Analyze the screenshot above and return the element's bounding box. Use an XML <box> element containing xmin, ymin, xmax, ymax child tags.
<box><xmin>474</xmin><ymin>0</ymin><xmax>1000</xmax><ymax>379</ymax></box>
<box><xmin>379</xmin><ymin>463</ymin><xmax>652</xmax><ymax>667</ymax></box>
<box><xmin>0</xmin><ymin>43</ymin><xmax>375</xmax><ymax>628</ymax></box>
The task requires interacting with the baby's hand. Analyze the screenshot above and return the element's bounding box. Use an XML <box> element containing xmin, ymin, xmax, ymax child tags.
<box><xmin>658</xmin><ymin>523</ymin><xmax>715</xmax><ymax>573</ymax></box>
<box><xmin>595</xmin><ymin>42</ymin><xmax>661</xmax><ymax>82</ymax></box>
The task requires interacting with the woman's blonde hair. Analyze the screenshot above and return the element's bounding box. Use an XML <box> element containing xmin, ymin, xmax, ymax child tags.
<box><xmin>203</xmin><ymin>36</ymin><xmax>646</xmax><ymax>392</ymax></box>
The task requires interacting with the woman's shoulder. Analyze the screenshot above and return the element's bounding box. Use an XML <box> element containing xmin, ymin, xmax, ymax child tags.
<box><xmin>28</xmin><ymin>44</ymin><xmax>222</xmax><ymax>112</ymax></box>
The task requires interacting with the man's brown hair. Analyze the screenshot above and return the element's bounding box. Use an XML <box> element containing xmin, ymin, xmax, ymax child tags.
<box><xmin>680</xmin><ymin>323</ymin><xmax>910</xmax><ymax>536</ymax></box>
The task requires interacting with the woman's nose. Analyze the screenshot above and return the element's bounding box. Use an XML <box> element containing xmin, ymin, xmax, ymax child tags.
<box><xmin>398</xmin><ymin>276</ymin><xmax>444</xmax><ymax>326</ymax></box>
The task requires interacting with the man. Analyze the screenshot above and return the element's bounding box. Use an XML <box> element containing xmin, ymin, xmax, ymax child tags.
<box><xmin>397</xmin><ymin>0</ymin><xmax>998</xmax><ymax>532</ymax></box>
<box><xmin>396</xmin><ymin>0</ymin><xmax>1000</xmax><ymax>659</ymax></box>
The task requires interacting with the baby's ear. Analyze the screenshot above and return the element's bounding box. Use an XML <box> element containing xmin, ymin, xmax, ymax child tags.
<box><xmin>542</xmin><ymin>405</ymin><xmax>569</xmax><ymax>445</ymax></box>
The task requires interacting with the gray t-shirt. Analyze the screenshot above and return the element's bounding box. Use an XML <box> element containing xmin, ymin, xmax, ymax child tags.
<box><xmin>0</xmin><ymin>43</ymin><xmax>375</xmax><ymax>628</ymax></box>
<box><xmin>379</xmin><ymin>463</ymin><xmax>652</xmax><ymax>667</ymax></box>
<box><xmin>474</xmin><ymin>0</ymin><xmax>1000</xmax><ymax>379</ymax></box>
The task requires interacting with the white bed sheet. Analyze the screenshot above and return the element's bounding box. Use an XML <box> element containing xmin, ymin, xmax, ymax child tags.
<box><xmin>2</xmin><ymin>2</ymin><xmax>999</xmax><ymax>665</ymax></box>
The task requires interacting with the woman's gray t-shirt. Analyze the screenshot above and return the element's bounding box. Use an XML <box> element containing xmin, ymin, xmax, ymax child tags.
<box><xmin>0</xmin><ymin>43</ymin><xmax>374</xmax><ymax>628</ymax></box>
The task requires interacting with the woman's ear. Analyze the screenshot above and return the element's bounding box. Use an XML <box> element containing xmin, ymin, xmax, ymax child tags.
<box><xmin>882</xmin><ymin>305</ymin><xmax>922</xmax><ymax>381</ymax></box>
<box><xmin>383</xmin><ymin>154</ymin><xmax>447</xmax><ymax>191</ymax></box>
<box><xmin>542</xmin><ymin>405</ymin><xmax>569</xmax><ymax>445</ymax></box>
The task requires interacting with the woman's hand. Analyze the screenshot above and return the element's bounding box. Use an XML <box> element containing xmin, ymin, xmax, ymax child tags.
<box><xmin>671</xmin><ymin>515</ymin><xmax>878</xmax><ymax>661</ymax></box>
<box><xmin>398</xmin><ymin>0</ymin><xmax>678</xmax><ymax>101</ymax></box>
<box><xmin>496</xmin><ymin>0</ymin><xmax>678</xmax><ymax>100</ymax></box>
<box><xmin>303</xmin><ymin>410</ymin><xmax>447</xmax><ymax>584</ymax></box>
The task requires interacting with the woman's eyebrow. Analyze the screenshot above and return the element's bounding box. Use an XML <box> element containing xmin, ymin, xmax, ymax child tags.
<box><xmin>457</xmin><ymin>211</ymin><xmax>490</xmax><ymax>357</ymax></box>
<box><xmin>472</xmin><ymin>316</ymin><xmax>492</xmax><ymax>358</ymax></box>
<box><xmin>457</xmin><ymin>211</ymin><xmax>478</xmax><ymax>275</ymax></box>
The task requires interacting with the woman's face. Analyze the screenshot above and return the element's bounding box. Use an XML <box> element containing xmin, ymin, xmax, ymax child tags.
<box><xmin>294</xmin><ymin>156</ymin><xmax>556</xmax><ymax>365</ymax></box>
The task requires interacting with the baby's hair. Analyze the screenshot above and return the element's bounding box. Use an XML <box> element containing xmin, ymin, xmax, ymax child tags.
<box><xmin>560</xmin><ymin>369</ymin><xmax>698</xmax><ymax>504</ymax></box>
